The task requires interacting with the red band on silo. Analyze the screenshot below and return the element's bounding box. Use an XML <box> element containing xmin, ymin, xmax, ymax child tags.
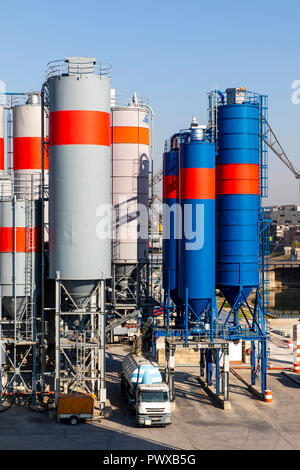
<box><xmin>0</xmin><ymin>138</ymin><xmax>4</xmax><ymax>170</ymax></box>
<box><xmin>179</xmin><ymin>168</ymin><xmax>215</xmax><ymax>200</ymax></box>
<box><xmin>49</xmin><ymin>110</ymin><xmax>111</xmax><ymax>146</ymax></box>
<box><xmin>216</xmin><ymin>163</ymin><xmax>259</xmax><ymax>180</ymax></box>
<box><xmin>163</xmin><ymin>175</ymin><xmax>178</xmax><ymax>199</ymax></box>
<box><xmin>217</xmin><ymin>180</ymin><xmax>259</xmax><ymax>194</ymax></box>
<box><xmin>216</xmin><ymin>163</ymin><xmax>259</xmax><ymax>195</ymax></box>
<box><xmin>112</xmin><ymin>126</ymin><xmax>149</xmax><ymax>145</ymax></box>
<box><xmin>0</xmin><ymin>227</ymin><xmax>40</xmax><ymax>252</ymax></box>
<box><xmin>13</xmin><ymin>137</ymin><xmax>49</xmax><ymax>170</ymax></box>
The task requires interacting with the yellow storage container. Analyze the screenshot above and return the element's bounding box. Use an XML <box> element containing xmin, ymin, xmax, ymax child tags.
<box><xmin>57</xmin><ymin>393</ymin><xmax>94</xmax><ymax>415</ymax></box>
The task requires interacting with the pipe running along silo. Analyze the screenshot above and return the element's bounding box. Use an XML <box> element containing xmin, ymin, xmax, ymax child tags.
<box><xmin>178</xmin><ymin>119</ymin><xmax>216</xmax><ymax>329</ymax></box>
<box><xmin>48</xmin><ymin>57</ymin><xmax>111</xmax><ymax>308</ymax></box>
<box><xmin>111</xmin><ymin>93</ymin><xmax>150</xmax><ymax>305</ymax></box>
<box><xmin>216</xmin><ymin>88</ymin><xmax>260</xmax><ymax>309</ymax></box>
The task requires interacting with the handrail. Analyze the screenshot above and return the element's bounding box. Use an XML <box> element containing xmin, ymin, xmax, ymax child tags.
<box><xmin>112</xmin><ymin>94</ymin><xmax>149</xmax><ymax>107</ymax></box>
<box><xmin>208</xmin><ymin>88</ymin><xmax>261</xmax><ymax>107</ymax></box>
<box><xmin>47</xmin><ymin>59</ymin><xmax>111</xmax><ymax>78</ymax></box>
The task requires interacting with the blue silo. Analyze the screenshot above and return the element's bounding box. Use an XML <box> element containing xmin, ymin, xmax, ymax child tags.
<box><xmin>178</xmin><ymin>121</ymin><xmax>216</xmax><ymax>327</ymax></box>
<box><xmin>162</xmin><ymin>138</ymin><xmax>179</xmax><ymax>304</ymax></box>
<box><xmin>216</xmin><ymin>88</ymin><xmax>260</xmax><ymax>308</ymax></box>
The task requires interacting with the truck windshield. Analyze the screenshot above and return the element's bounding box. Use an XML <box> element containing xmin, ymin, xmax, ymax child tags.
<box><xmin>140</xmin><ymin>391</ymin><xmax>169</xmax><ymax>402</ymax></box>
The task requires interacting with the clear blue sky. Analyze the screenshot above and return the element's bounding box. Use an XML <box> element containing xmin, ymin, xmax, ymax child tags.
<box><xmin>1</xmin><ymin>0</ymin><xmax>300</xmax><ymax>205</ymax></box>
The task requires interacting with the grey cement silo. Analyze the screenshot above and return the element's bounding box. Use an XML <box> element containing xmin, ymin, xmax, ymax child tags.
<box><xmin>48</xmin><ymin>57</ymin><xmax>111</xmax><ymax>306</ymax></box>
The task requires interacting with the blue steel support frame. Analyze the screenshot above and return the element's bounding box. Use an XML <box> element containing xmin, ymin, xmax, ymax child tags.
<box><xmin>251</xmin><ymin>341</ymin><xmax>256</xmax><ymax>385</ymax></box>
<box><xmin>165</xmin><ymin>270</ymin><xmax>171</xmax><ymax>330</ymax></box>
<box><xmin>206</xmin><ymin>350</ymin><xmax>213</xmax><ymax>386</ymax></box>
<box><xmin>215</xmin><ymin>348</ymin><xmax>220</xmax><ymax>395</ymax></box>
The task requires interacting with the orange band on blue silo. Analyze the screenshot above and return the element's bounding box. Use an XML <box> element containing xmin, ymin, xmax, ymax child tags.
<box><xmin>179</xmin><ymin>167</ymin><xmax>215</xmax><ymax>199</ymax></box>
<box><xmin>216</xmin><ymin>163</ymin><xmax>259</xmax><ymax>180</ymax></box>
<box><xmin>49</xmin><ymin>110</ymin><xmax>111</xmax><ymax>146</ymax></box>
<box><xmin>216</xmin><ymin>163</ymin><xmax>259</xmax><ymax>195</ymax></box>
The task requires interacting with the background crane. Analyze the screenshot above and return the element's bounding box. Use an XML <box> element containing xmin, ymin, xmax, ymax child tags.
<box><xmin>262</xmin><ymin>118</ymin><xmax>300</xmax><ymax>204</ymax></box>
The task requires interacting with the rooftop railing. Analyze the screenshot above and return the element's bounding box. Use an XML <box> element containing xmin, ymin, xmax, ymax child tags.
<box><xmin>47</xmin><ymin>58</ymin><xmax>112</xmax><ymax>79</ymax></box>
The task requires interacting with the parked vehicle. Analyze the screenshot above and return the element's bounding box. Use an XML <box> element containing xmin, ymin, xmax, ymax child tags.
<box><xmin>121</xmin><ymin>353</ymin><xmax>172</xmax><ymax>426</ymax></box>
<box><xmin>57</xmin><ymin>393</ymin><xmax>94</xmax><ymax>425</ymax></box>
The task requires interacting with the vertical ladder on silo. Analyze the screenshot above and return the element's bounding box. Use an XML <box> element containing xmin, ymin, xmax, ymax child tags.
<box><xmin>208</xmin><ymin>92</ymin><xmax>219</xmax><ymax>144</ymax></box>
<box><xmin>259</xmin><ymin>95</ymin><xmax>269</xmax><ymax>199</ymax></box>
<box><xmin>259</xmin><ymin>95</ymin><xmax>271</xmax><ymax>321</ymax></box>
<box><xmin>24</xmin><ymin>199</ymin><xmax>34</xmax><ymax>341</ymax></box>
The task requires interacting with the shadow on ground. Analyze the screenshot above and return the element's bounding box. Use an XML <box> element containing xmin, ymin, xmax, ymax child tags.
<box><xmin>0</xmin><ymin>404</ymin><xmax>173</xmax><ymax>450</ymax></box>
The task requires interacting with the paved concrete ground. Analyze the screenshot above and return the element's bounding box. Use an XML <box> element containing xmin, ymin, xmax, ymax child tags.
<box><xmin>1</xmin><ymin>322</ymin><xmax>300</xmax><ymax>450</ymax></box>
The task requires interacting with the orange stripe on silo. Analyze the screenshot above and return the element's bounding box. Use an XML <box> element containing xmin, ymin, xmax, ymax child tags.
<box><xmin>0</xmin><ymin>227</ymin><xmax>40</xmax><ymax>252</ymax></box>
<box><xmin>216</xmin><ymin>163</ymin><xmax>259</xmax><ymax>180</ymax></box>
<box><xmin>216</xmin><ymin>163</ymin><xmax>259</xmax><ymax>195</ymax></box>
<box><xmin>112</xmin><ymin>126</ymin><xmax>149</xmax><ymax>145</ymax></box>
<box><xmin>163</xmin><ymin>175</ymin><xmax>178</xmax><ymax>199</ymax></box>
<box><xmin>217</xmin><ymin>180</ymin><xmax>259</xmax><ymax>195</ymax></box>
<box><xmin>179</xmin><ymin>168</ymin><xmax>215</xmax><ymax>200</ymax></box>
<box><xmin>49</xmin><ymin>110</ymin><xmax>111</xmax><ymax>146</ymax></box>
<box><xmin>13</xmin><ymin>137</ymin><xmax>49</xmax><ymax>170</ymax></box>
<box><xmin>0</xmin><ymin>228</ymin><xmax>26</xmax><ymax>252</ymax></box>
<box><xmin>0</xmin><ymin>138</ymin><xmax>4</xmax><ymax>170</ymax></box>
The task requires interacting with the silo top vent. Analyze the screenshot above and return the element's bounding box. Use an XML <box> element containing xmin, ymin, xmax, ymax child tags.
<box><xmin>65</xmin><ymin>57</ymin><xmax>96</xmax><ymax>75</ymax></box>
<box><xmin>47</xmin><ymin>57</ymin><xmax>111</xmax><ymax>78</ymax></box>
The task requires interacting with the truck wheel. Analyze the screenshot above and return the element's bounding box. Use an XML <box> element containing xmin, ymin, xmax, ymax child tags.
<box><xmin>69</xmin><ymin>415</ymin><xmax>79</xmax><ymax>425</ymax></box>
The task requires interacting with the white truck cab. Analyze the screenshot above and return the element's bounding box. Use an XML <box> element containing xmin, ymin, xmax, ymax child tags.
<box><xmin>136</xmin><ymin>383</ymin><xmax>172</xmax><ymax>426</ymax></box>
<box><xmin>121</xmin><ymin>353</ymin><xmax>172</xmax><ymax>427</ymax></box>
